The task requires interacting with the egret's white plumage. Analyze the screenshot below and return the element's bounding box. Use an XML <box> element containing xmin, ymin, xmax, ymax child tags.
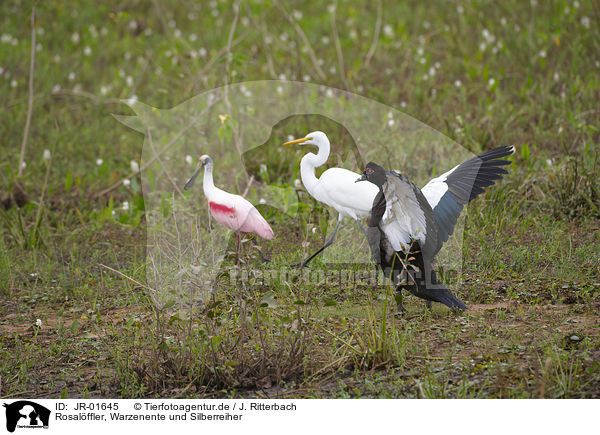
<box><xmin>283</xmin><ymin>131</ymin><xmax>378</xmax><ymax>266</ymax></box>
<box><xmin>296</xmin><ymin>132</ymin><xmax>379</xmax><ymax>220</ymax></box>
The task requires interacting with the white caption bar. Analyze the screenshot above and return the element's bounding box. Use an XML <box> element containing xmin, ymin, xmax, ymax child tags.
<box><xmin>0</xmin><ymin>399</ymin><xmax>595</xmax><ymax>434</ymax></box>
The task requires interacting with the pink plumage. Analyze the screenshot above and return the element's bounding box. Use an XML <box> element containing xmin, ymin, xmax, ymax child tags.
<box><xmin>207</xmin><ymin>199</ymin><xmax>274</xmax><ymax>240</ymax></box>
<box><xmin>184</xmin><ymin>155</ymin><xmax>274</xmax><ymax>241</ymax></box>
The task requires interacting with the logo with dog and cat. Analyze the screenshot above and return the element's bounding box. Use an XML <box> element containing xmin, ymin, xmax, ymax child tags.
<box><xmin>3</xmin><ymin>401</ymin><xmax>50</xmax><ymax>432</ymax></box>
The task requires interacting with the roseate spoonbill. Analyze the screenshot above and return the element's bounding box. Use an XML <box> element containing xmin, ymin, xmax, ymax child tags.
<box><xmin>184</xmin><ymin>155</ymin><xmax>274</xmax><ymax>262</ymax></box>
<box><xmin>282</xmin><ymin>131</ymin><xmax>378</xmax><ymax>267</ymax></box>
<box><xmin>356</xmin><ymin>145</ymin><xmax>515</xmax><ymax>312</ymax></box>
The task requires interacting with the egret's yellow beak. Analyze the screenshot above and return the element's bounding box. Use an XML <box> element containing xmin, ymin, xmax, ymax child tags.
<box><xmin>282</xmin><ymin>137</ymin><xmax>311</xmax><ymax>146</ymax></box>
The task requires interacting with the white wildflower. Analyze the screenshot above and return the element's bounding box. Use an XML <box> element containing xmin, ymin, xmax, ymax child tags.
<box><xmin>185</xmin><ymin>155</ymin><xmax>193</xmax><ymax>165</ymax></box>
<box><xmin>189</xmin><ymin>33</ymin><xmax>197</xmax><ymax>42</ymax></box>
<box><xmin>488</xmin><ymin>77</ymin><xmax>496</xmax><ymax>88</ymax></box>
<box><xmin>581</xmin><ymin>16</ymin><xmax>590</xmax><ymax>29</ymax></box>
<box><xmin>96</xmin><ymin>158</ymin><xmax>103</xmax><ymax>166</ymax></box>
<box><xmin>123</xmin><ymin>179</ymin><xmax>131</xmax><ymax>187</ymax></box>
<box><xmin>71</xmin><ymin>32</ymin><xmax>80</xmax><ymax>44</ymax></box>
<box><xmin>539</xmin><ymin>50</ymin><xmax>547</xmax><ymax>58</ymax></box>
<box><xmin>43</xmin><ymin>149</ymin><xmax>51</xmax><ymax>160</ymax></box>
<box><xmin>126</xmin><ymin>76</ymin><xmax>133</xmax><ymax>87</ymax></box>
<box><xmin>199</xmin><ymin>48</ymin><xmax>207</xmax><ymax>57</ymax></box>
<box><xmin>68</xmin><ymin>72</ymin><xmax>75</xmax><ymax>81</ymax></box>
<box><xmin>293</xmin><ymin>10</ymin><xmax>303</xmax><ymax>20</ymax></box>
<box><xmin>553</xmin><ymin>72</ymin><xmax>559</xmax><ymax>81</ymax></box>
<box><xmin>454</xmin><ymin>80</ymin><xmax>462</xmax><ymax>87</ymax></box>
<box><xmin>383</xmin><ymin>24</ymin><xmax>394</xmax><ymax>37</ymax></box>
<box><xmin>130</xmin><ymin>160</ymin><xmax>140</xmax><ymax>172</ymax></box>
<box><xmin>388</xmin><ymin>119</ymin><xmax>395</xmax><ymax>126</ymax></box>
<box><xmin>325</xmin><ymin>89</ymin><xmax>334</xmax><ymax>98</ymax></box>
<box><xmin>258</xmin><ymin>198</ymin><xmax>266</xmax><ymax>205</ymax></box>
<box><xmin>122</xmin><ymin>201</ymin><xmax>129</xmax><ymax>211</ymax></box>
<box><xmin>100</xmin><ymin>85</ymin><xmax>109</xmax><ymax>95</ymax></box>
<box><xmin>294</xmin><ymin>179</ymin><xmax>302</xmax><ymax>188</ymax></box>
<box><xmin>83</xmin><ymin>46</ymin><xmax>91</xmax><ymax>56</ymax></box>
<box><xmin>10</xmin><ymin>79</ymin><xmax>17</xmax><ymax>88</ymax></box>
<box><xmin>52</xmin><ymin>84</ymin><xmax>61</xmax><ymax>93</ymax></box>
<box><xmin>457</xmin><ymin>5</ymin><xmax>464</xmax><ymax>14</ymax></box>
<box><xmin>36</xmin><ymin>319</ymin><xmax>42</xmax><ymax>327</ymax></box>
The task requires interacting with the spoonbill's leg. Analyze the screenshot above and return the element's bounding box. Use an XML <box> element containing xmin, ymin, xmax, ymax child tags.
<box><xmin>234</xmin><ymin>231</ymin><xmax>242</xmax><ymax>265</ymax></box>
<box><xmin>291</xmin><ymin>214</ymin><xmax>343</xmax><ymax>268</ymax></box>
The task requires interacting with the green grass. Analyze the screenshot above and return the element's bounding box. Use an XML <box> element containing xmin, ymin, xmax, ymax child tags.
<box><xmin>0</xmin><ymin>0</ymin><xmax>599</xmax><ymax>398</ymax></box>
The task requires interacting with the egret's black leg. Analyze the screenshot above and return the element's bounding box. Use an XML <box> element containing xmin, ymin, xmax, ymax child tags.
<box><xmin>291</xmin><ymin>216</ymin><xmax>342</xmax><ymax>268</ymax></box>
<box><xmin>355</xmin><ymin>220</ymin><xmax>369</xmax><ymax>241</ymax></box>
<box><xmin>251</xmin><ymin>238</ymin><xmax>270</xmax><ymax>263</ymax></box>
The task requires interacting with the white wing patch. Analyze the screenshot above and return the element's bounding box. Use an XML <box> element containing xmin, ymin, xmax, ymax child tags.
<box><xmin>421</xmin><ymin>164</ymin><xmax>458</xmax><ymax>208</ymax></box>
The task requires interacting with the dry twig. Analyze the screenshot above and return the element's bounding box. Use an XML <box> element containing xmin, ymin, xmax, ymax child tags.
<box><xmin>17</xmin><ymin>6</ymin><xmax>36</xmax><ymax>177</ymax></box>
<box><xmin>364</xmin><ymin>0</ymin><xmax>382</xmax><ymax>67</ymax></box>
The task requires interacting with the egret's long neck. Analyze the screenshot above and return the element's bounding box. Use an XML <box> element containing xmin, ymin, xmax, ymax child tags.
<box><xmin>202</xmin><ymin>165</ymin><xmax>216</xmax><ymax>199</ymax></box>
<box><xmin>300</xmin><ymin>140</ymin><xmax>330</xmax><ymax>194</ymax></box>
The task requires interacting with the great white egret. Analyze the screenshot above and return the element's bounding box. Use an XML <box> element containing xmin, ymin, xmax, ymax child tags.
<box><xmin>283</xmin><ymin>131</ymin><xmax>379</xmax><ymax>267</ymax></box>
<box><xmin>356</xmin><ymin>145</ymin><xmax>515</xmax><ymax>312</ymax></box>
<box><xmin>184</xmin><ymin>155</ymin><xmax>274</xmax><ymax>262</ymax></box>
